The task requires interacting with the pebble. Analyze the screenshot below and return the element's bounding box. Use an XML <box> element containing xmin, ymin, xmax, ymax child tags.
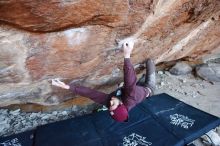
<box><xmin>158</xmin><ymin>71</ymin><xmax>164</xmax><ymax>75</ymax></box>
<box><xmin>0</xmin><ymin>109</ymin><xmax>8</xmax><ymax>114</ymax></box>
<box><xmin>41</xmin><ymin>115</ymin><xmax>50</xmax><ymax>120</ymax></box>
<box><xmin>30</xmin><ymin>113</ymin><xmax>38</xmax><ymax>118</ymax></box>
<box><xmin>71</xmin><ymin>105</ymin><xmax>79</xmax><ymax>112</ymax></box>
<box><xmin>164</xmin><ymin>71</ymin><xmax>171</xmax><ymax>76</ymax></box>
<box><xmin>180</xmin><ymin>79</ymin><xmax>186</xmax><ymax>83</ymax></box>
<box><xmin>160</xmin><ymin>82</ymin><xmax>165</xmax><ymax>86</ymax></box>
<box><xmin>21</xmin><ymin>120</ymin><xmax>27</xmax><ymax>124</ymax></box>
<box><xmin>0</xmin><ymin>104</ymin><xmax>94</xmax><ymax>137</ymax></box>
<box><xmin>9</xmin><ymin>109</ymin><xmax>21</xmax><ymax>116</ymax></box>
<box><xmin>0</xmin><ymin>115</ymin><xmax>5</xmax><ymax>121</ymax></box>
<box><xmin>191</xmin><ymin>83</ymin><xmax>198</xmax><ymax>88</ymax></box>
<box><xmin>0</xmin><ymin>120</ymin><xmax>8</xmax><ymax>125</ymax></box>
<box><xmin>61</xmin><ymin>111</ymin><xmax>68</xmax><ymax>115</ymax></box>
<box><xmin>0</xmin><ymin>123</ymin><xmax>10</xmax><ymax>132</ymax></box>
<box><xmin>199</xmin><ymin>84</ymin><xmax>206</xmax><ymax>88</ymax></box>
<box><xmin>14</xmin><ymin>123</ymin><xmax>21</xmax><ymax>129</ymax></box>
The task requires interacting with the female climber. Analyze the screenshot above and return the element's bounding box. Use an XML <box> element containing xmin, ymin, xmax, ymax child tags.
<box><xmin>52</xmin><ymin>40</ymin><xmax>156</xmax><ymax>122</ymax></box>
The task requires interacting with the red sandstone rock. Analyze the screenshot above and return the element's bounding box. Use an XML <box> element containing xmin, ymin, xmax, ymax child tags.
<box><xmin>0</xmin><ymin>0</ymin><xmax>219</xmax><ymax>107</ymax></box>
<box><xmin>0</xmin><ymin>0</ymin><xmax>128</xmax><ymax>31</ymax></box>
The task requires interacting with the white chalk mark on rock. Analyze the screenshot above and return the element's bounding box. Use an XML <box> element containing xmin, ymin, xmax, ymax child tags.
<box><xmin>63</xmin><ymin>28</ymin><xmax>88</xmax><ymax>47</ymax></box>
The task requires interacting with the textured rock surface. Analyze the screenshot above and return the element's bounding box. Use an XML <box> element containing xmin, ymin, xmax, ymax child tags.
<box><xmin>196</xmin><ymin>63</ymin><xmax>220</xmax><ymax>82</ymax></box>
<box><xmin>0</xmin><ymin>0</ymin><xmax>220</xmax><ymax>107</ymax></box>
<box><xmin>169</xmin><ymin>62</ymin><xmax>192</xmax><ymax>75</ymax></box>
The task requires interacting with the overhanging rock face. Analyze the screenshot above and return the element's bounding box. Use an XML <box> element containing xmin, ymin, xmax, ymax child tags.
<box><xmin>0</xmin><ymin>0</ymin><xmax>220</xmax><ymax>107</ymax></box>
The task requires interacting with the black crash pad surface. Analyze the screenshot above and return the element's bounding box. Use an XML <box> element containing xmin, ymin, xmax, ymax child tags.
<box><xmin>0</xmin><ymin>130</ymin><xmax>34</xmax><ymax>146</ymax></box>
<box><xmin>1</xmin><ymin>93</ymin><xmax>220</xmax><ymax>146</ymax></box>
<box><xmin>34</xmin><ymin>93</ymin><xmax>220</xmax><ymax>146</ymax></box>
<box><xmin>139</xmin><ymin>93</ymin><xmax>220</xmax><ymax>143</ymax></box>
<box><xmin>35</xmin><ymin>104</ymin><xmax>183</xmax><ymax>146</ymax></box>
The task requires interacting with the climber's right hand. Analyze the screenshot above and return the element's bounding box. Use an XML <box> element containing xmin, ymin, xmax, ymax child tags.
<box><xmin>123</xmin><ymin>39</ymin><xmax>134</xmax><ymax>58</ymax></box>
<box><xmin>52</xmin><ymin>78</ymin><xmax>70</xmax><ymax>89</ymax></box>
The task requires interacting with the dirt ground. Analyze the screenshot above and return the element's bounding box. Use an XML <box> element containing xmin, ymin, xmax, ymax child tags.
<box><xmin>155</xmin><ymin>71</ymin><xmax>220</xmax><ymax>146</ymax></box>
<box><xmin>156</xmin><ymin>71</ymin><xmax>220</xmax><ymax>117</ymax></box>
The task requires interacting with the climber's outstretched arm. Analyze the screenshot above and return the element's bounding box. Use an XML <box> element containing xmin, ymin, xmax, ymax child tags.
<box><xmin>52</xmin><ymin>79</ymin><xmax>110</xmax><ymax>105</ymax></box>
<box><xmin>69</xmin><ymin>84</ymin><xmax>110</xmax><ymax>105</ymax></box>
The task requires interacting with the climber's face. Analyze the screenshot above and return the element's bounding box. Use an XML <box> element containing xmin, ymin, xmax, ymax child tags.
<box><xmin>109</xmin><ymin>96</ymin><xmax>121</xmax><ymax>112</ymax></box>
<box><xmin>109</xmin><ymin>96</ymin><xmax>128</xmax><ymax>122</ymax></box>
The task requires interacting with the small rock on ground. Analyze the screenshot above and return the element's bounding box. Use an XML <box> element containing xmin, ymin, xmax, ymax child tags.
<box><xmin>196</xmin><ymin>63</ymin><xmax>220</xmax><ymax>82</ymax></box>
<box><xmin>169</xmin><ymin>62</ymin><xmax>192</xmax><ymax>75</ymax></box>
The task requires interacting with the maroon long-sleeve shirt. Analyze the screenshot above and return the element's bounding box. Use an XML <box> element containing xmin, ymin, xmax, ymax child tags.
<box><xmin>69</xmin><ymin>58</ymin><xmax>150</xmax><ymax>111</ymax></box>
